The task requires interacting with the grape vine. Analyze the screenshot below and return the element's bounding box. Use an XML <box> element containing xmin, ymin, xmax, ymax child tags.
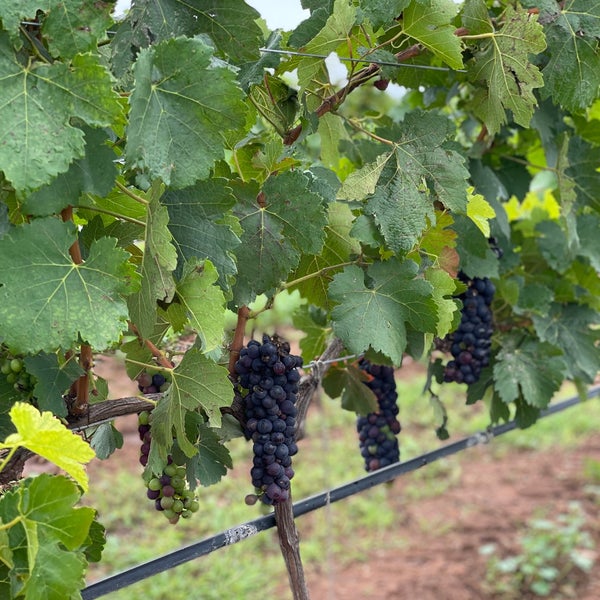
<box><xmin>0</xmin><ymin>1</ymin><xmax>599</xmax><ymax>599</ymax></box>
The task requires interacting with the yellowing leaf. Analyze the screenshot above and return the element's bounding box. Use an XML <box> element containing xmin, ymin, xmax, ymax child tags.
<box><xmin>1</xmin><ymin>403</ymin><xmax>95</xmax><ymax>491</ymax></box>
<box><xmin>466</xmin><ymin>186</ymin><xmax>496</xmax><ymax>237</ymax></box>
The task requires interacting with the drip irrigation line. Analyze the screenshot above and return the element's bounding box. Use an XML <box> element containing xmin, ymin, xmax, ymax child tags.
<box><xmin>81</xmin><ymin>386</ymin><xmax>600</xmax><ymax>599</ymax></box>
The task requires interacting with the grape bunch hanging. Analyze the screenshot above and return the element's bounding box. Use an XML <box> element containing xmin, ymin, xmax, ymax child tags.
<box><xmin>356</xmin><ymin>359</ymin><xmax>401</xmax><ymax>472</ymax></box>
<box><xmin>0</xmin><ymin>352</ymin><xmax>36</xmax><ymax>400</ymax></box>
<box><xmin>234</xmin><ymin>334</ymin><xmax>302</xmax><ymax>505</ymax></box>
<box><xmin>442</xmin><ymin>275</ymin><xmax>495</xmax><ymax>385</ymax></box>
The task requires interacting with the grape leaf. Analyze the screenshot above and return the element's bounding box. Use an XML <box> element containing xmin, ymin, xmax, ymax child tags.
<box><xmin>530</xmin><ymin>0</ymin><xmax>600</xmax><ymax>111</ymax></box>
<box><xmin>0</xmin><ymin>38</ymin><xmax>123</xmax><ymax>193</ymax></box>
<box><xmin>514</xmin><ymin>282</ymin><xmax>554</xmax><ymax>316</ymax></box>
<box><xmin>297</xmin><ymin>0</ymin><xmax>357</xmax><ymax>93</ymax></box>
<box><xmin>24</xmin><ymin>353</ymin><xmax>84</xmax><ymax>417</ymax></box>
<box><xmin>425</xmin><ymin>267</ymin><xmax>459</xmax><ymax>338</ymax></box>
<box><xmin>163</xmin><ymin>179</ymin><xmax>241</xmax><ymax>289</ymax></box>
<box><xmin>176</xmin><ymin>259</ymin><xmax>226</xmax><ymax>353</ymax></box>
<box><xmin>402</xmin><ymin>0</ymin><xmax>464</xmax><ymax>70</ymax></box>
<box><xmin>337</xmin><ymin>152</ymin><xmax>393</xmax><ymax>202</ymax></box>
<box><xmin>232</xmin><ymin>171</ymin><xmax>328</xmax><ymax>305</ymax></box>
<box><xmin>532</xmin><ymin>303</ymin><xmax>600</xmax><ymax>383</ymax></box>
<box><xmin>111</xmin><ymin>0</ymin><xmax>262</xmax><ymax>71</ymax></box>
<box><xmin>361</xmin><ymin>112</ymin><xmax>469</xmax><ymax>252</ymax></box>
<box><xmin>22</xmin><ymin>127</ymin><xmax>118</xmax><ymax>217</ymax></box>
<box><xmin>0</xmin><ymin>218</ymin><xmax>139</xmax><ymax>354</ymax></box>
<box><xmin>149</xmin><ymin>349</ymin><xmax>232</xmax><ymax>459</ymax></box>
<box><xmin>567</xmin><ymin>136</ymin><xmax>600</xmax><ymax>212</ymax></box>
<box><xmin>128</xmin><ymin>181</ymin><xmax>177</xmax><ymax>339</ymax></box>
<box><xmin>452</xmin><ymin>215</ymin><xmax>500</xmax><ymax>279</ymax></box>
<box><xmin>329</xmin><ymin>260</ymin><xmax>437</xmax><ymax>365</ymax></box>
<box><xmin>0</xmin><ymin>1</ymin><xmax>111</xmax><ymax>56</ymax></box>
<box><xmin>359</xmin><ymin>0</ymin><xmax>411</xmax><ymax>29</ymax></box>
<box><xmin>493</xmin><ymin>332</ymin><xmax>566</xmax><ymax>409</ymax></box>
<box><xmin>535</xmin><ymin>220</ymin><xmax>572</xmax><ymax>274</ymax></box>
<box><xmin>0</xmin><ymin>403</ymin><xmax>96</xmax><ymax>491</ymax></box>
<box><xmin>288</xmin><ymin>6</ymin><xmax>331</xmax><ymax>48</ymax></box>
<box><xmin>466</xmin><ymin>186</ymin><xmax>496</xmax><ymax>238</ymax></box>
<box><xmin>321</xmin><ymin>363</ymin><xmax>378</xmax><ymax>414</ymax></box>
<box><xmin>89</xmin><ymin>423</ymin><xmax>124</xmax><ymax>460</ymax></box>
<box><xmin>577</xmin><ymin>213</ymin><xmax>600</xmax><ymax>271</ymax></box>
<box><xmin>467</xmin><ymin>5</ymin><xmax>546</xmax><ymax>134</ymax></box>
<box><xmin>293</xmin><ymin>305</ymin><xmax>331</xmax><ymax>363</ymax></box>
<box><xmin>187</xmin><ymin>421</ymin><xmax>233</xmax><ymax>487</ymax></box>
<box><xmin>0</xmin><ymin>474</ymin><xmax>97</xmax><ymax>600</ymax></box>
<box><xmin>126</xmin><ymin>36</ymin><xmax>248</xmax><ymax>189</ymax></box>
<box><xmin>290</xmin><ymin>201</ymin><xmax>360</xmax><ymax>308</ymax></box>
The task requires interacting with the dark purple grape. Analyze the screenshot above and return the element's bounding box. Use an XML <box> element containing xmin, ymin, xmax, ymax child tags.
<box><xmin>238</xmin><ymin>334</ymin><xmax>302</xmax><ymax>505</ymax></box>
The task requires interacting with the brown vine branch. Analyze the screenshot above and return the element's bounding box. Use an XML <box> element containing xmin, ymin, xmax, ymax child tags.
<box><xmin>284</xmin><ymin>44</ymin><xmax>422</xmax><ymax>146</ymax></box>
<box><xmin>128</xmin><ymin>322</ymin><xmax>174</xmax><ymax>369</ymax></box>
<box><xmin>275</xmin><ymin>496</ymin><xmax>310</xmax><ymax>600</ymax></box>
<box><xmin>228</xmin><ymin>306</ymin><xmax>250</xmax><ymax>377</ymax></box>
<box><xmin>61</xmin><ymin>206</ymin><xmax>90</xmax><ymax>417</ymax></box>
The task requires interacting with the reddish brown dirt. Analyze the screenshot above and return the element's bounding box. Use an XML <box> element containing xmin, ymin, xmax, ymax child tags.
<box><xmin>27</xmin><ymin>356</ymin><xmax>599</xmax><ymax>600</ymax></box>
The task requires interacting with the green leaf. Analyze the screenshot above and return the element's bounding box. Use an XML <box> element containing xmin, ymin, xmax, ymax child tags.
<box><xmin>318</xmin><ymin>113</ymin><xmax>350</xmax><ymax>169</ymax></box>
<box><xmin>293</xmin><ymin>305</ymin><xmax>331</xmax><ymax>363</ymax></box>
<box><xmin>0</xmin><ymin>403</ymin><xmax>96</xmax><ymax>491</ymax></box>
<box><xmin>233</xmin><ymin>172</ymin><xmax>328</xmax><ymax>305</ymax></box>
<box><xmin>514</xmin><ymin>282</ymin><xmax>554</xmax><ymax>316</ymax></box>
<box><xmin>126</xmin><ymin>36</ymin><xmax>248</xmax><ymax>188</ymax></box>
<box><xmin>466</xmin><ymin>186</ymin><xmax>496</xmax><ymax>238</ymax></box>
<box><xmin>531</xmin><ymin>0</ymin><xmax>600</xmax><ymax>111</ymax></box>
<box><xmin>321</xmin><ymin>363</ymin><xmax>378</xmax><ymax>414</ymax></box>
<box><xmin>532</xmin><ymin>303</ymin><xmax>600</xmax><ymax>383</ymax></box>
<box><xmin>359</xmin><ymin>0</ymin><xmax>411</xmax><ymax>29</ymax></box>
<box><xmin>176</xmin><ymin>259</ymin><xmax>226</xmax><ymax>353</ymax></box>
<box><xmin>0</xmin><ymin>37</ymin><xmax>123</xmax><ymax>193</ymax></box>
<box><xmin>24</xmin><ymin>353</ymin><xmax>84</xmax><ymax>417</ymax></box>
<box><xmin>290</xmin><ymin>201</ymin><xmax>360</xmax><ymax>308</ymax></box>
<box><xmin>467</xmin><ymin>5</ymin><xmax>546</xmax><ymax>134</ymax></box>
<box><xmin>297</xmin><ymin>0</ymin><xmax>357</xmax><ymax>93</ymax></box>
<box><xmin>329</xmin><ymin>260</ymin><xmax>437</xmax><ymax>365</ymax></box>
<box><xmin>0</xmin><ymin>218</ymin><xmax>139</xmax><ymax>353</ymax></box>
<box><xmin>149</xmin><ymin>349</ymin><xmax>232</xmax><ymax>458</ymax></box>
<box><xmin>82</xmin><ymin>519</ymin><xmax>106</xmax><ymax>564</ymax></box>
<box><xmin>567</xmin><ymin>136</ymin><xmax>600</xmax><ymax>212</ymax></box>
<box><xmin>425</xmin><ymin>268</ymin><xmax>459</xmax><ymax>338</ymax></box>
<box><xmin>493</xmin><ymin>332</ymin><xmax>566</xmax><ymax>409</ymax></box>
<box><xmin>128</xmin><ymin>181</ymin><xmax>177</xmax><ymax>339</ymax></box>
<box><xmin>188</xmin><ymin>421</ymin><xmax>233</xmax><ymax>487</ymax></box>
<box><xmin>337</xmin><ymin>152</ymin><xmax>393</xmax><ymax>201</ymax></box>
<box><xmin>362</xmin><ymin>112</ymin><xmax>470</xmax><ymax>253</ymax></box>
<box><xmin>535</xmin><ymin>220</ymin><xmax>572</xmax><ymax>274</ymax></box>
<box><xmin>163</xmin><ymin>179</ymin><xmax>241</xmax><ymax>289</ymax></box>
<box><xmin>23</xmin><ymin>128</ymin><xmax>117</xmax><ymax>218</ymax></box>
<box><xmin>577</xmin><ymin>213</ymin><xmax>600</xmax><ymax>271</ymax></box>
<box><xmin>0</xmin><ymin>474</ymin><xmax>97</xmax><ymax>600</ymax></box>
<box><xmin>89</xmin><ymin>423</ymin><xmax>124</xmax><ymax>460</ymax></box>
<box><xmin>402</xmin><ymin>0</ymin><xmax>464</xmax><ymax>70</ymax></box>
<box><xmin>112</xmin><ymin>0</ymin><xmax>262</xmax><ymax>70</ymax></box>
<box><xmin>452</xmin><ymin>215</ymin><xmax>500</xmax><ymax>279</ymax></box>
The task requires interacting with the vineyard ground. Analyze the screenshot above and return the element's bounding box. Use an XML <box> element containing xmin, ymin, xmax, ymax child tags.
<box><xmin>26</xmin><ymin>356</ymin><xmax>600</xmax><ymax>600</ymax></box>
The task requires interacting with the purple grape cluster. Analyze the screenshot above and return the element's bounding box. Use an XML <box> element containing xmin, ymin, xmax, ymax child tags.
<box><xmin>234</xmin><ymin>334</ymin><xmax>302</xmax><ymax>505</ymax></box>
<box><xmin>443</xmin><ymin>276</ymin><xmax>495</xmax><ymax>385</ymax></box>
<box><xmin>356</xmin><ymin>359</ymin><xmax>401</xmax><ymax>472</ymax></box>
<box><xmin>136</xmin><ymin>371</ymin><xmax>168</xmax><ymax>394</ymax></box>
<box><xmin>137</xmin><ymin>411</ymin><xmax>199</xmax><ymax>524</ymax></box>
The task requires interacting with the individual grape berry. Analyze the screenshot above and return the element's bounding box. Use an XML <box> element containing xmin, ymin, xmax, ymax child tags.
<box><xmin>236</xmin><ymin>334</ymin><xmax>303</xmax><ymax>505</ymax></box>
<box><xmin>442</xmin><ymin>274</ymin><xmax>495</xmax><ymax>385</ymax></box>
<box><xmin>356</xmin><ymin>359</ymin><xmax>401</xmax><ymax>472</ymax></box>
<box><xmin>136</xmin><ymin>370</ymin><xmax>170</xmax><ymax>395</ymax></box>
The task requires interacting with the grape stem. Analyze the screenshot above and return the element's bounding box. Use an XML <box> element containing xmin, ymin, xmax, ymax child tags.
<box><xmin>227</xmin><ymin>306</ymin><xmax>250</xmax><ymax>377</ymax></box>
<box><xmin>128</xmin><ymin>322</ymin><xmax>174</xmax><ymax>369</ymax></box>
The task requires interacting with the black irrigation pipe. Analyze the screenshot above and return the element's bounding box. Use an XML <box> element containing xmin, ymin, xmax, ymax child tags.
<box><xmin>82</xmin><ymin>386</ymin><xmax>600</xmax><ymax>599</ymax></box>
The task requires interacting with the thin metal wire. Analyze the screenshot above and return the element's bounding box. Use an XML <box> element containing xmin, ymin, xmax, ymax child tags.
<box><xmin>259</xmin><ymin>47</ymin><xmax>467</xmax><ymax>73</ymax></box>
<box><xmin>81</xmin><ymin>386</ymin><xmax>600</xmax><ymax>599</ymax></box>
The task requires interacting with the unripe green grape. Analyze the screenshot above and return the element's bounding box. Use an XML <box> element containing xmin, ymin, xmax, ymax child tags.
<box><xmin>148</xmin><ymin>478</ymin><xmax>162</xmax><ymax>491</ymax></box>
<box><xmin>172</xmin><ymin>499</ymin><xmax>184</xmax><ymax>514</ymax></box>
<box><xmin>1</xmin><ymin>361</ymin><xmax>11</xmax><ymax>375</ymax></box>
<box><xmin>170</xmin><ymin>476</ymin><xmax>184</xmax><ymax>491</ymax></box>
<box><xmin>10</xmin><ymin>359</ymin><xmax>22</xmax><ymax>373</ymax></box>
<box><xmin>163</xmin><ymin>508</ymin><xmax>176</xmax><ymax>519</ymax></box>
<box><xmin>164</xmin><ymin>464</ymin><xmax>177</xmax><ymax>477</ymax></box>
<box><xmin>138</xmin><ymin>411</ymin><xmax>150</xmax><ymax>426</ymax></box>
<box><xmin>6</xmin><ymin>373</ymin><xmax>17</xmax><ymax>384</ymax></box>
<box><xmin>176</xmin><ymin>466</ymin><xmax>186</xmax><ymax>478</ymax></box>
<box><xmin>181</xmin><ymin>510</ymin><xmax>193</xmax><ymax>519</ymax></box>
<box><xmin>188</xmin><ymin>500</ymin><xmax>200</xmax><ymax>513</ymax></box>
<box><xmin>160</xmin><ymin>496</ymin><xmax>175</xmax><ymax>510</ymax></box>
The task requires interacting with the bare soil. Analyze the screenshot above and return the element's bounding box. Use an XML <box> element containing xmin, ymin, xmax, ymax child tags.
<box><xmin>31</xmin><ymin>356</ymin><xmax>598</xmax><ymax>600</ymax></box>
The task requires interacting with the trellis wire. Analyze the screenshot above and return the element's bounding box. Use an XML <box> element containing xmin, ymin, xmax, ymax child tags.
<box><xmin>81</xmin><ymin>386</ymin><xmax>600</xmax><ymax>599</ymax></box>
